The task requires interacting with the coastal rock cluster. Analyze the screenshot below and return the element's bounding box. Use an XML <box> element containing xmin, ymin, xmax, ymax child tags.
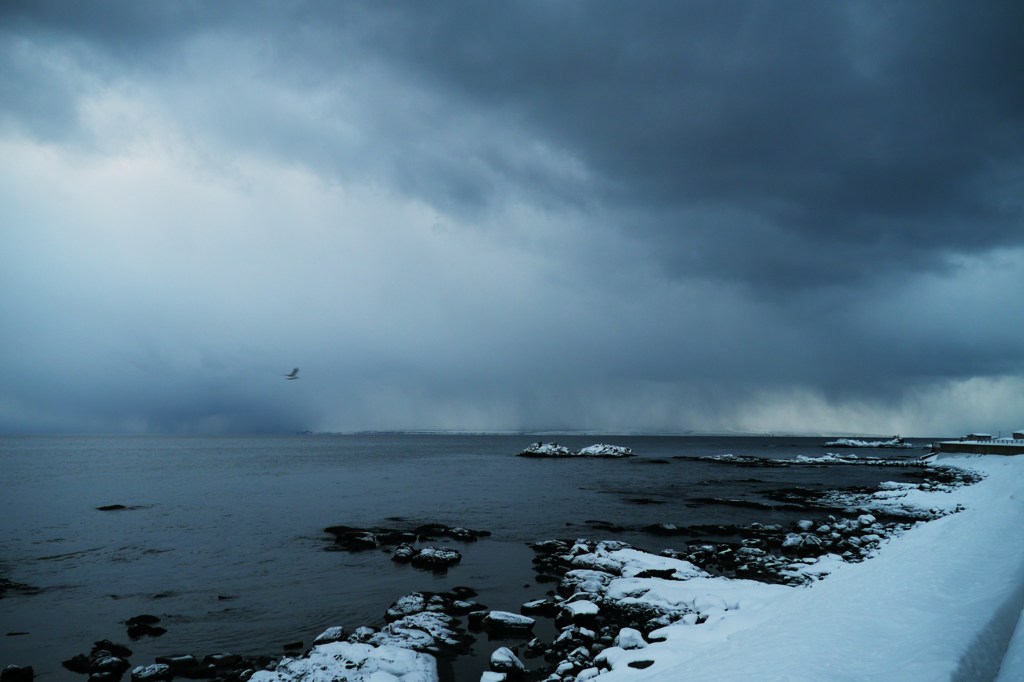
<box><xmin>391</xmin><ymin>545</ymin><xmax>463</xmax><ymax>570</ymax></box>
<box><xmin>60</xmin><ymin>641</ymin><xmax>275</xmax><ymax>682</ymax></box>
<box><xmin>518</xmin><ymin>443</ymin><xmax>635</xmax><ymax>458</ymax></box>
<box><xmin>250</xmin><ymin>589</ymin><xmax>490</xmax><ymax>681</ymax></box>
<box><xmin>323</xmin><ymin>522</ymin><xmax>490</xmax><ymax>554</ymax></box>
<box><xmin>509</xmin><ymin>540</ymin><xmax>715</xmax><ymax>680</ymax></box>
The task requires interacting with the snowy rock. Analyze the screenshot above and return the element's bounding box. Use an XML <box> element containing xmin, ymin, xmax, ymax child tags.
<box><xmin>560</xmin><ymin>600</ymin><xmax>600</xmax><ymax>624</ymax></box>
<box><xmin>479</xmin><ymin>611</ymin><xmax>536</xmax><ymax>633</ymax></box>
<box><xmin>410</xmin><ymin>546</ymin><xmax>462</xmax><ymax>569</ymax></box>
<box><xmin>392</xmin><ymin>543</ymin><xmax>417</xmax><ymax>562</ymax></box>
<box><xmin>313</xmin><ymin>625</ymin><xmax>345</xmax><ymax>645</ymax></box>
<box><xmin>613</xmin><ymin>628</ymin><xmax>647</xmax><ymax>650</ymax></box>
<box><xmin>518</xmin><ymin>442</ymin><xmax>635</xmax><ymax>458</ymax></box>
<box><xmin>371</xmin><ymin>611</ymin><xmax>464</xmax><ymax>652</ymax></box>
<box><xmin>519</xmin><ymin>442</ymin><xmax>575</xmax><ymax>457</ymax></box>
<box><xmin>131</xmin><ymin>664</ymin><xmax>172</xmax><ymax>681</ymax></box>
<box><xmin>561</xmin><ymin>569</ymin><xmax>615</xmax><ymax>597</ymax></box>
<box><xmin>387</xmin><ymin>593</ymin><xmax>428</xmax><ymax>620</ymax></box>
<box><xmin>576</xmin><ymin>444</ymin><xmax>635</xmax><ymax>457</ymax></box>
<box><xmin>490</xmin><ymin>647</ymin><xmax>526</xmax><ymax>673</ymax></box>
<box><xmin>480</xmin><ymin>673</ymin><xmax>508</xmax><ymax>682</ymax></box>
<box><xmin>249</xmin><ymin>642</ymin><xmax>437</xmax><ymax>681</ymax></box>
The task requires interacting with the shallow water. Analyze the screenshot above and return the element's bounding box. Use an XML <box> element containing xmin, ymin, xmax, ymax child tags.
<box><xmin>0</xmin><ymin>434</ymin><xmax>934</xmax><ymax>679</ymax></box>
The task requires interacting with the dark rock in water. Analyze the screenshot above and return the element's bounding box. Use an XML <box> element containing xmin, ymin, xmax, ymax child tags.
<box><xmin>64</xmin><ymin>641</ymin><xmax>134</xmax><ymax>678</ymax></box>
<box><xmin>96</xmin><ymin>505</ymin><xmax>128</xmax><ymax>511</ymax></box>
<box><xmin>414</xmin><ymin>523</ymin><xmax>490</xmax><ymax>541</ymax></box>
<box><xmin>642</xmin><ymin>523</ymin><xmax>685</xmax><ymax>536</ymax></box>
<box><xmin>126</xmin><ymin>615</ymin><xmax>166</xmax><ymax>640</ymax></box>
<box><xmin>94</xmin><ymin>641</ymin><xmax>133</xmax><ymax>659</ymax></box>
<box><xmin>324</xmin><ymin>522</ymin><xmax>490</xmax><ymax>552</ymax></box>
<box><xmin>1</xmin><ymin>666</ymin><xmax>34</xmax><ymax>682</ymax></box>
<box><xmin>87</xmin><ymin>673</ymin><xmax>121</xmax><ymax>682</ymax></box>
<box><xmin>62</xmin><ymin>655</ymin><xmax>91</xmax><ymax>674</ymax></box>
<box><xmin>584</xmin><ymin>520</ymin><xmax>625</xmax><ymax>532</ymax></box>
<box><xmin>626</xmin><ymin>498</ymin><xmax>665</xmax><ymax>505</ymax></box>
<box><xmin>89</xmin><ymin>654</ymin><xmax>131</xmax><ymax>677</ymax></box>
<box><xmin>323</xmin><ymin>526</ymin><xmax>380</xmax><ymax>551</ymax></box>
<box><xmin>153</xmin><ymin>655</ymin><xmax>198</xmax><ymax>675</ymax></box>
<box><xmin>202</xmin><ymin>653</ymin><xmax>243</xmax><ymax>670</ymax></box>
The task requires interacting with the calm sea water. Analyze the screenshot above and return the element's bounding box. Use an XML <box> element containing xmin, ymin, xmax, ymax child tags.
<box><xmin>0</xmin><ymin>434</ymin><xmax>933</xmax><ymax>679</ymax></box>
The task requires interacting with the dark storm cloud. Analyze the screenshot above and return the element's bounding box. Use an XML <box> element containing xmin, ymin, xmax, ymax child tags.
<box><xmin>350</xmin><ymin>1</ymin><xmax>1024</xmax><ymax>289</ymax></box>
<box><xmin>2</xmin><ymin>1</ymin><xmax>1023</xmax><ymax>435</ymax></box>
<box><xmin>5</xmin><ymin>1</ymin><xmax>1022</xmax><ymax>291</ymax></box>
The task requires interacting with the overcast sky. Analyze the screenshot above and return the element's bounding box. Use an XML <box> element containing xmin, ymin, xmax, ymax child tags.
<box><xmin>2</xmin><ymin>1</ymin><xmax>1022</xmax><ymax>436</ymax></box>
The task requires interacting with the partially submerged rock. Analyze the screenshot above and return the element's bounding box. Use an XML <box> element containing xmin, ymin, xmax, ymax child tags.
<box><xmin>390</xmin><ymin>546</ymin><xmax>463</xmax><ymax>570</ymax></box>
<box><xmin>125</xmin><ymin>615</ymin><xmax>166</xmax><ymax>640</ymax></box>
<box><xmin>1</xmin><ymin>666</ymin><xmax>34</xmax><ymax>682</ymax></box>
<box><xmin>324</xmin><ymin>522</ymin><xmax>489</xmax><ymax>552</ymax></box>
<box><xmin>62</xmin><ymin>641</ymin><xmax>133</xmax><ymax>677</ymax></box>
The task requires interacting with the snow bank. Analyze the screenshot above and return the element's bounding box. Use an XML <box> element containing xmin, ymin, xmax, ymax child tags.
<box><xmin>594</xmin><ymin>455</ymin><xmax>1024</xmax><ymax>681</ymax></box>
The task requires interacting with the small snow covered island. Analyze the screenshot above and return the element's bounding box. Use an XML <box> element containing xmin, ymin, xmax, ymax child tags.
<box><xmin>518</xmin><ymin>442</ymin><xmax>636</xmax><ymax>458</ymax></box>
<box><xmin>822</xmin><ymin>435</ymin><xmax>912</xmax><ymax>449</ymax></box>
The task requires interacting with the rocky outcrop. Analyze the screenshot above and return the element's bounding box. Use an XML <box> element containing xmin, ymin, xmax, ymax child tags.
<box><xmin>391</xmin><ymin>545</ymin><xmax>463</xmax><ymax>570</ymax></box>
<box><xmin>518</xmin><ymin>442</ymin><xmax>636</xmax><ymax>458</ymax></box>
<box><xmin>323</xmin><ymin>522</ymin><xmax>490</xmax><ymax>552</ymax></box>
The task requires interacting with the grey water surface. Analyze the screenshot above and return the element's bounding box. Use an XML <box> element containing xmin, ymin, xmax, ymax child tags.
<box><xmin>0</xmin><ymin>434</ymin><xmax>934</xmax><ymax>679</ymax></box>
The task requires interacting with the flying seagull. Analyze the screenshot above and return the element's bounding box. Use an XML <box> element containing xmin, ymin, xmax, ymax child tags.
<box><xmin>285</xmin><ymin>368</ymin><xmax>299</xmax><ymax>380</ymax></box>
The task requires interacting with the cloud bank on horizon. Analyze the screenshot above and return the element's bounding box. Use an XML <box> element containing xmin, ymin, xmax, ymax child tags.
<box><xmin>1</xmin><ymin>1</ymin><xmax>1022</xmax><ymax>436</ymax></box>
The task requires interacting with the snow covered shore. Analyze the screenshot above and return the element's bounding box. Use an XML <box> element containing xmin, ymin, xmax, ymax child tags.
<box><xmin>223</xmin><ymin>455</ymin><xmax>1024</xmax><ymax>681</ymax></box>
<box><xmin>595</xmin><ymin>454</ymin><xmax>1024</xmax><ymax>681</ymax></box>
